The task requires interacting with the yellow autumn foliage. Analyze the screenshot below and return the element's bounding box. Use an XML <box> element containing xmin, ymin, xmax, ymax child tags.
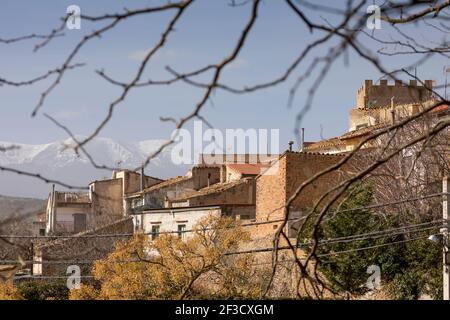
<box><xmin>70</xmin><ymin>215</ymin><xmax>270</xmax><ymax>300</ymax></box>
<box><xmin>0</xmin><ymin>282</ymin><xmax>24</xmax><ymax>300</ymax></box>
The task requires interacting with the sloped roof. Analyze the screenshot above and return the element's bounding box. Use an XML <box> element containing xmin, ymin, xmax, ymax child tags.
<box><xmin>171</xmin><ymin>178</ymin><xmax>252</xmax><ymax>202</ymax></box>
<box><xmin>340</xmin><ymin>123</ymin><xmax>387</xmax><ymax>140</ymax></box>
<box><xmin>226</xmin><ymin>163</ymin><xmax>267</xmax><ymax>175</ymax></box>
<box><xmin>140</xmin><ymin>175</ymin><xmax>191</xmax><ymax>194</ymax></box>
<box><xmin>304</xmin><ymin>137</ymin><xmax>346</xmax><ymax>151</ymax></box>
<box><xmin>198</xmin><ymin>153</ymin><xmax>278</xmax><ymax>165</ymax></box>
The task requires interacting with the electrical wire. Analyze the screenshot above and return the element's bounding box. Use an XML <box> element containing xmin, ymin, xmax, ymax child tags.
<box><xmin>1</xmin><ymin>221</ymin><xmax>440</xmax><ymax>265</ymax></box>
<box><xmin>0</xmin><ymin>192</ymin><xmax>446</xmax><ymax>239</ymax></box>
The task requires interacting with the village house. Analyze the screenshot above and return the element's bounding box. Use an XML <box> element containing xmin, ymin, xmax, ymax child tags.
<box><xmin>33</xmin><ymin>217</ymin><xmax>134</xmax><ymax>276</ymax></box>
<box><xmin>135</xmin><ymin>177</ymin><xmax>257</xmax><ymax>239</ymax></box>
<box><xmin>42</xmin><ymin>169</ymin><xmax>162</xmax><ymax>236</ymax></box>
<box><xmin>255</xmin><ymin>79</ymin><xmax>449</xmax><ymax>242</ymax></box>
<box><xmin>252</xmin><ymin>151</ymin><xmax>355</xmax><ymax>238</ymax></box>
<box><xmin>33</xmin><ymin>158</ymin><xmax>269</xmax><ymax>275</ymax></box>
<box><xmin>131</xmin><ymin>158</ymin><xmax>272</xmax><ymax>239</ymax></box>
<box><xmin>125</xmin><ymin>165</ymin><xmax>222</xmax><ymax>216</ymax></box>
<box><xmin>32</xmin><ymin>211</ymin><xmax>47</xmax><ymax>237</ymax></box>
<box><xmin>31</xmin><ymin>79</ymin><xmax>449</xmax><ymax>278</ymax></box>
<box><xmin>136</xmin><ymin>204</ymin><xmax>254</xmax><ymax>242</ymax></box>
<box><xmin>32</xmin><ymin>169</ymin><xmax>163</xmax><ymax>276</ymax></box>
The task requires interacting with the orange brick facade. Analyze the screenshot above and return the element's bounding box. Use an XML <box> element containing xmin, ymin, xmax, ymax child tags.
<box><xmin>255</xmin><ymin>151</ymin><xmax>349</xmax><ymax>237</ymax></box>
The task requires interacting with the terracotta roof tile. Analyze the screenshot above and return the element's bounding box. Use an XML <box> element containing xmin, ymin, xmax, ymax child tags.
<box><xmin>340</xmin><ymin>123</ymin><xmax>387</xmax><ymax>140</ymax></box>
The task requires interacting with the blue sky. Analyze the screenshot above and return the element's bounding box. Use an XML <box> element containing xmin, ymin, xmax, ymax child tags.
<box><xmin>0</xmin><ymin>0</ymin><xmax>448</xmax><ymax>148</ymax></box>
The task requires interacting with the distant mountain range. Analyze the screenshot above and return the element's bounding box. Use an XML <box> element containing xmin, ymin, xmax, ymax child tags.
<box><xmin>0</xmin><ymin>194</ymin><xmax>45</xmax><ymax>219</ymax></box>
<box><xmin>0</xmin><ymin>136</ymin><xmax>189</xmax><ymax>198</ymax></box>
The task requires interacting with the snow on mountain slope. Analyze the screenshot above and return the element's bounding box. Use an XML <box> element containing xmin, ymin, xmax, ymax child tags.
<box><xmin>0</xmin><ymin>137</ymin><xmax>188</xmax><ymax>198</ymax></box>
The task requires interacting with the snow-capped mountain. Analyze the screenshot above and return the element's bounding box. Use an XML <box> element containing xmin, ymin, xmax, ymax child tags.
<box><xmin>0</xmin><ymin>136</ymin><xmax>189</xmax><ymax>198</ymax></box>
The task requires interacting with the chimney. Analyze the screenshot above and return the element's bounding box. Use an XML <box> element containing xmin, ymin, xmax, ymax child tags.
<box><xmin>424</xmin><ymin>79</ymin><xmax>433</xmax><ymax>89</ymax></box>
<box><xmin>288</xmin><ymin>141</ymin><xmax>294</xmax><ymax>152</ymax></box>
<box><xmin>300</xmin><ymin>128</ymin><xmax>305</xmax><ymax>151</ymax></box>
<box><xmin>220</xmin><ymin>165</ymin><xmax>227</xmax><ymax>183</ymax></box>
<box><xmin>140</xmin><ymin>167</ymin><xmax>145</xmax><ymax>192</ymax></box>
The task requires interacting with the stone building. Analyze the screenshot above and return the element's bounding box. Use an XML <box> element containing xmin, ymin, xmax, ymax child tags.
<box><xmin>33</xmin><ymin>169</ymin><xmax>162</xmax><ymax>276</ymax></box>
<box><xmin>305</xmin><ymin>79</ymin><xmax>440</xmax><ymax>154</ymax></box>
<box><xmin>45</xmin><ymin>190</ymin><xmax>91</xmax><ymax>235</ymax></box>
<box><xmin>125</xmin><ymin>163</ymin><xmax>266</xmax><ymax>214</ymax></box>
<box><xmin>253</xmin><ymin>151</ymin><xmax>353</xmax><ymax>237</ymax></box>
<box><xmin>44</xmin><ymin>169</ymin><xmax>162</xmax><ymax>235</ymax></box>
<box><xmin>136</xmin><ymin>204</ymin><xmax>255</xmax><ymax>242</ymax></box>
<box><xmin>130</xmin><ymin>159</ymin><xmax>267</xmax><ymax>239</ymax></box>
<box><xmin>355</xmin><ymin>79</ymin><xmax>433</xmax><ymax>110</ymax></box>
<box><xmin>33</xmin><ymin>217</ymin><xmax>134</xmax><ymax>276</ymax></box>
<box><xmin>167</xmin><ymin>177</ymin><xmax>255</xmax><ymax>209</ymax></box>
<box><xmin>124</xmin><ymin>165</ymin><xmax>222</xmax><ymax>215</ymax></box>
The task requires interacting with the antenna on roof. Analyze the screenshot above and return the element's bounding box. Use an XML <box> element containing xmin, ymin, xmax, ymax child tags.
<box><xmin>288</xmin><ymin>141</ymin><xmax>294</xmax><ymax>152</ymax></box>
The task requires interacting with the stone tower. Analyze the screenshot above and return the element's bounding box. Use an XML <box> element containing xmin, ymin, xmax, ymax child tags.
<box><xmin>356</xmin><ymin>79</ymin><xmax>433</xmax><ymax>109</ymax></box>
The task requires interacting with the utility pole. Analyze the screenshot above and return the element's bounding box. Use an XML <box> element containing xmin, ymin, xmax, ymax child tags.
<box><xmin>443</xmin><ymin>176</ymin><xmax>450</xmax><ymax>300</ymax></box>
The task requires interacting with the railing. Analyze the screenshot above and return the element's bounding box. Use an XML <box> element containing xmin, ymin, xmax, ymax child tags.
<box><xmin>55</xmin><ymin>192</ymin><xmax>90</xmax><ymax>203</ymax></box>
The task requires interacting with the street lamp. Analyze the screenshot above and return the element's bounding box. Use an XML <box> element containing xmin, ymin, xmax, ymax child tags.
<box><xmin>428</xmin><ymin>233</ymin><xmax>444</xmax><ymax>244</ymax></box>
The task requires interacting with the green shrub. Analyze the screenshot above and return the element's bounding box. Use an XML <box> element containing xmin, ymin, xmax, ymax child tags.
<box><xmin>17</xmin><ymin>281</ymin><xmax>69</xmax><ymax>300</ymax></box>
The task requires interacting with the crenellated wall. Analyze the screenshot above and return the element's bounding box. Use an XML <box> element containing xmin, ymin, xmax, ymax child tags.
<box><xmin>356</xmin><ymin>79</ymin><xmax>433</xmax><ymax>109</ymax></box>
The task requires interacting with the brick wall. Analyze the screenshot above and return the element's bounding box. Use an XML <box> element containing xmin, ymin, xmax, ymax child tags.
<box><xmin>255</xmin><ymin>152</ymin><xmax>348</xmax><ymax>237</ymax></box>
<box><xmin>145</xmin><ymin>179</ymin><xmax>195</xmax><ymax>208</ymax></box>
<box><xmin>187</xmin><ymin>179</ymin><xmax>255</xmax><ymax>207</ymax></box>
<box><xmin>191</xmin><ymin>166</ymin><xmax>221</xmax><ymax>189</ymax></box>
<box><xmin>113</xmin><ymin>170</ymin><xmax>162</xmax><ymax>195</ymax></box>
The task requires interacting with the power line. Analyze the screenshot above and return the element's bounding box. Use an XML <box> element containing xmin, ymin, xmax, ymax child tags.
<box><xmin>328</xmin><ymin>192</ymin><xmax>449</xmax><ymax>214</ymax></box>
<box><xmin>14</xmin><ymin>275</ymin><xmax>94</xmax><ymax>280</ymax></box>
<box><xmin>1</xmin><ymin>221</ymin><xmax>439</xmax><ymax>265</ymax></box>
<box><xmin>317</xmin><ymin>235</ymin><xmax>430</xmax><ymax>258</ymax></box>
<box><xmin>0</xmin><ymin>216</ymin><xmax>307</xmax><ymax>239</ymax></box>
<box><xmin>0</xmin><ymin>192</ymin><xmax>446</xmax><ymax>239</ymax></box>
<box><xmin>249</xmin><ymin>235</ymin><xmax>431</xmax><ymax>266</ymax></box>
<box><xmin>318</xmin><ymin>220</ymin><xmax>443</xmax><ymax>244</ymax></box>
<box><xmin>224</xmin><ymin>226</ymin><xmax>437</xmax><ymax>257</ymax></box>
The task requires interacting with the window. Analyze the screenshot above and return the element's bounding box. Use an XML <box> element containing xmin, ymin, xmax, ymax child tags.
<box><xmin>151</xmin><ymin>225</ymin><xmax>160</xmax><ymax>240</ymax></box>
<box><xmin>73</xmin><ymin>213</ymin><xmax>87</xmax><ymax>233</ymax></box>
<box><xmin>178</xmin><ymin>224</ymin><xmax>187</xmax><ymax>240</ymax></box>
<box><xmin>132</xmin><ymin>198</ymin><xmax>143</xmax><ymax>209</ymax></box>
<box><xmin>39</xmin><ymin>229</ymin><xmax>45</xmax><ymax>236</ymax></box>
